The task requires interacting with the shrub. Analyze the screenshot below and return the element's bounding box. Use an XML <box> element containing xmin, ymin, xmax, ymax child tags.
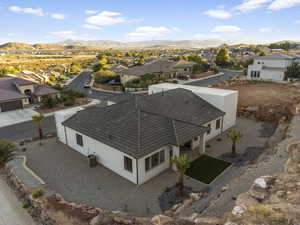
<box><xmin>32</xmin><ymin>189</ymin><xmax>44</xmax><ymax>199</ymax></box>
<box><xmin>41</xmin><ymin>95</ymin><xmax>58</xmax><ymax>108</ymax></box>
<box><xmin>64</xmin><ymin>97</ymin><xmax>75</xmax><ymax>106</ymax></box>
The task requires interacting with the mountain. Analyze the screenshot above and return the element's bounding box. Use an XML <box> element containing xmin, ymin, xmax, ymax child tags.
<box><xmin>57</xmin><ymin>39</ymin><xmax>245</xmax><ymax>49</ymax></box>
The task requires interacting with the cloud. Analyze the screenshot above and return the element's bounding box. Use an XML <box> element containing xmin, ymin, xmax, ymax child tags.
<box><xmin>235</xmin><ymin>0</ymin><xmax>272</xmax><ymax>12</ymax></box>
<box><xmin>84</xmin><ymin>11</ymin><xmax>140</xmax><ymax>30</ymax></box>
<box><xmin>9</xmin><ymin>5</ymin><xmax>66</xmax><ymax>20</ymax></box>
<box><xmin>204</xmin><ymin>9</ymin><xmax>232</xmax><ymax>19</ymax></box>
<box><xmin>193</xmin><ymin>33</ymin><xmax>207</xmax><ymax>39</ymax></box>
<box><xmin>50</xmin><ymin>31</ymin><xmax>75</xmax><ymax>39</ymax></box>
<box><xmin>82</xmin><ymin>24</ymin><xmax>102</xmax><ymax>30</ymax></box>
<box><xmin>126</xmin><ymin>26</ymin><xmax>179</xmax><ymax>40</ymax></box>
<box><xmin>268</xmin><ymin>0</ymin><xmax>300</xmax><ymax>10</ymax></box>
<box><xmin>259</xmin><ymin>27</ymin><xmax>272</xmax><ymax>32</ymax></box>
<box><xmin>85</xmin><ymin>10</ymin><xmax>98</xmax><ymax>15</ymax></box>
<box><xmin>9</xmin><ymin>6</ymin><xmax>45</xmax><ymax>16</ymax></box>
<box><xmin>212</xmin><ymin>25</ymin><xmax>242</xmax><ymax>32</ymax></box>
<box><xmin>50</xmin><ymin>13</ymin><xmax>66</xmax><ymax>20</ymax></box>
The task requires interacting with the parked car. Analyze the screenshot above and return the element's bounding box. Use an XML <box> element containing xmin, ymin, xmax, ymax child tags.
<box><xmin>177</xmin><ymin>75</ymin><xmax>190</xmax><ymax>80</ymax></box>
<box><xmin>84</xmin><ymin>81</ymin><xmax>90</xmax><ymax>88</ymax></box>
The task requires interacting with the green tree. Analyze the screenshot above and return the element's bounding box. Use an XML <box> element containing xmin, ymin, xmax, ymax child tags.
<box><xmin>285</xmin><ymin>62</ymin><xmax>300</xmax><ymax>80</ymax></box>
<box><xmin>215</xmin><ymin>48</ymin><xmax>230</xmax><ymax>67</ymax></box>
<box><xmin>172</xmin><ymin>155</ymin><xmax>191</xmax><ymax>196</ymax></box>
<box><xmin>70</xmin><ymin>62</ymin><xmax>81</xmax><ymax>73</ymax></box>
<box><xmin>227</xmin><ymin>130</ymin><xmax>243</xmax><ymax>157</ymax></box>
<box><xmin>0</xmin><ymin>139</ymin><xmax>16</xmax><ymax>167</ymax></box>
<box><xmin>32</xmin><ymin>114</ymin><xmax>45</xmax><ymax>139</ymax></box>
<box><xmin>136</xmin><ymin>56</ymin><xmax>145</xmax><ymax>65</ymax></box>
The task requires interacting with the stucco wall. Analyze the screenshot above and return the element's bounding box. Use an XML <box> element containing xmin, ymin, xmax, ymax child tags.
<box><xmin>64</xmin><ymin>127</ymin><xmax>138</xmax><ymax>184</ymax></box>
<box><xmin>203</xmin><ymin>117</ymin><xmax>223</xmax><ymax>141</ymax></box>
<box><xmin>137</xmin><ymin>146</ymin><xmax>172</xmax><ymax>185</ymax></box>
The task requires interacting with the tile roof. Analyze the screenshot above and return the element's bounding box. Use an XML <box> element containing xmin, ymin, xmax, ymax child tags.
<box><xmin>63</xmin><ymin>88</ymin><xmax>224</xmax><ymax>158</ymax></box>
<box><xmin>0</xmin><ymin>76</ymin><xmax>59</xmax><ymax>102</ymax></box>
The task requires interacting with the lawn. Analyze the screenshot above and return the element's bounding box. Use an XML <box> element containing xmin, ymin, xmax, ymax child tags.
<box><xmin>185</xmin><ymin>154</ymin><xmax>231</xmax><ymax>184</ymax></box>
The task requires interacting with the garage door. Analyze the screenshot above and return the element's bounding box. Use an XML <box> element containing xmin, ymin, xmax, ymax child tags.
<box><xmin>0</xmin><ymin>100</ymin><xmax>23</xmax><ymax>112</ymax></box>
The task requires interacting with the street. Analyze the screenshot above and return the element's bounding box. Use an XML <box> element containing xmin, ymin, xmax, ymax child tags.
<box><xmin>0</xmin><ymin>177</ymin><xmax>36</xmax><ymax>225</ymax></box>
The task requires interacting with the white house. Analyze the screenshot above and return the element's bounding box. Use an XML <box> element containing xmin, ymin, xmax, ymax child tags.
<box><xmin>55</xmin><ymin>87</ymin><xmax>238</xmax><ymax>185</ymax></box>
<box><xmin>247</xmin><ymin>54</ymin><xmax>300</xmax><ymax>81</ymax></box>
<box><xmin>148</xmin><ymin>83</ymin><xmax>239</xmax><ymax>137</ymax></box>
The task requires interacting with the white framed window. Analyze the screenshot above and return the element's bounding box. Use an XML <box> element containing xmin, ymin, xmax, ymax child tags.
<box><xmin>124</xmin><ymin>156</ymin><xmax>133</xmax><ymax>173</ymax></box>
<box><xmin>207</xmin><ymin>124</ymin><xmax>211</xmax><ymax>135</ymax></box>
<box><xmin>216</xmin><ymin>119</ymin><xmax>221</xmax><ymax>130</ymax></box>
<box><xmin>76</xmin><ymin>133</ymin><xmax>83</xmax><ymax>146</ymax></box>
<box><xmin>145</xmin><ymin>150</ymin><xmax>165</xmax><ymax>172</ymax></box>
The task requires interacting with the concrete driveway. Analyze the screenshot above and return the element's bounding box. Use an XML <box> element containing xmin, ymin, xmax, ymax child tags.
<box><xmin>0</xmin><ymin>108</ymin><xmax>37</xmax><ymax>128</ymax></box>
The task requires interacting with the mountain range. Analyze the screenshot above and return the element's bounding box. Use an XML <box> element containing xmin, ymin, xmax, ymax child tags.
<box><xmin>0</xmin><ymin>39</ymin><xmax>258</xmax><ymax>50</ymax></box>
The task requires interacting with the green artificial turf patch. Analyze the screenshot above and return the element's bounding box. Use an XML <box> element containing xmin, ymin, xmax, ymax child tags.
<box><xmin>185</xmin><ymin>155</ymin><xmax>231</xmax><ymax>184</ymax></box>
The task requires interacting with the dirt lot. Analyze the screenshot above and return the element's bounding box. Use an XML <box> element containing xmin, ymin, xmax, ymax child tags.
<box><xmin>213</xmin><ymin>79</ymin><xmax>300</xmax><ymax>123</ymax></box>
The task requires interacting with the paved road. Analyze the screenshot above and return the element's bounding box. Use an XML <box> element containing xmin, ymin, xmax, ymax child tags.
<box><xmin>185</xmin><ymin>69</ymin><xmax>243</xmax><ymax>87</ymax></box>
<box><xmin>0</xmin><ymin>178</ymin><xmax>36</xmax><ymax>225</ymax></box>
<box><xmin>0</xmin><ymin>116</ymin><xmax>56</xmax><ymax>141</ymax></box>
<box><xmin>69</xmin><ymin>71</ymin><xmax>118</xmax><ymax>100</ymax></box>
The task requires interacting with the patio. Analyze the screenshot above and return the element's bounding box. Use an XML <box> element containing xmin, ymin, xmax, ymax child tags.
<box><xmin>20</xmin><ymin>138</ymin><xmax>204</xmax><ymax>217</ymax></box>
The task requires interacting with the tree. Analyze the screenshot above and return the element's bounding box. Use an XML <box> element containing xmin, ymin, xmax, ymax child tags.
<box><xmin>227</xmin><ymin>130</ymin><xmax>243</xmax><ymax>157</ymax></box>
<box><xmin>285</xmin><ymin>62</ymin><xmax>300</xmax><ymax>80</ymax></box>
<box><xmin>172</xmin><ymin>155</ymin><xmax>191</xmax><ymax>196</ymax></box>
<box><xmin>70</xmin><ymin>62</ymin><xmax>81</xmax><ymax>73</ymax></box>
<box><xmin>215</xmin><ymin>48</ymin><xmax>230</xmax><ymax>67</ymax></box>
<box><xmin>32</xmin><ymin>114</ymin><xmax>45</xmax><ymax>139</ymax></box>
<box><xmin>136</xmin><ymin>56</ymin><xmax>145</xmax><ymax>65</ymax></box>
<box><xmin>0</xmin><ymin>139</ymin><xmax>16</xmax><ymax>168</ymax></box>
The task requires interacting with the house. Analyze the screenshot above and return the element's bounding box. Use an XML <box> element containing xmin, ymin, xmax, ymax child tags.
<box><xmin>247</xmin><ymin>54</ymin><xmax>300</xmax><ymax>81</ymax></box>
<box><xmin>120</xmin><ymin>60</ymin><xmax>196</xmax><ymax>85</ymax></box>
<box><xmin>0</xmin><ymin>76</ymin><xmax>59</xmax><ymax>112</ymax></box>
<box><xmin>55</xmin><ymin>86</ymin><xmax>238</xmax><ymax>185</ymax></box>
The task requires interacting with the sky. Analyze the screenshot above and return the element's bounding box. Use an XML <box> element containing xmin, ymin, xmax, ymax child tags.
<box><xmin>0</xmin><ymin>0</ymin><xmax>299</xmax><ymax>44</ymax></box>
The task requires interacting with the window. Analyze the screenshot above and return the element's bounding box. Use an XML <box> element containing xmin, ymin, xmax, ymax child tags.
<box><xmin>145</xmin><ymin>157</ymin><xmax>150</xmax><ymax>172</ymax></box>
<box><xmin>145</xmin><ymin>150</ymin><xmax>165</xmax><ymax>172</ymax></box>
<box><xmin>257</xmin><ymin>71</ymin><xmax>260</xmax><ymax>78</ymax></box>
<box><xmin>207</xmin><ymin>124</ymin><xmax>211</xmax><ymax>135</ymax></box>
<box><xmin>124</xmin><ymin>156</ymin><xmax>133</xmax><ymax>172</ymax></box>
<box><xmin>76</xmin><ymin>133</ymin><xmax>83</xmax><ymax>146</ymax></box>
<box><xmin>151</xmin><ymin>153</ymin><xmax>159</xmax><ymax>168</ymax></box>
<box><xmin>159</xmin><ymin>150</ymin><xmax>165</xmax><ymax>164</ymax></box>
<box><xmin>194</xmin><ymin>136</ymin><xmax>198</xmax><ymax>141</ymax></box>
<box><xmin>216</xmin><ymin>119</ymin><xmax>221</xmax><ymax>130</ymax></box>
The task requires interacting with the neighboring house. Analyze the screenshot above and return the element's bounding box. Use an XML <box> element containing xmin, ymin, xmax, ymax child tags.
<box><xmin>15</xmin><ymin>70</ymin><xmax>50</xmax><ymax>84</ymax></box>
<box><xmin>247</xmin><ymin>54</ymin><xmax>300</xmax><ymax>81</ymax></box>
<box><xmin>109</xmin><ymin>65</ymin><xmax>128</xmax><ymax>74</ymax></box>
<box><xmin>120</xmin><ymin>60</ymin><xmax>196</xmax><ymax>85</ymax></box>
<box><xmin>0</xmin><ymin>76</ymin><xmax>59</xmax><ymax>112</ymax></box>
<box><xmin>55</xmin><ymin>86</ymin><xmax>238</xmax><ymax>185</ymax></box>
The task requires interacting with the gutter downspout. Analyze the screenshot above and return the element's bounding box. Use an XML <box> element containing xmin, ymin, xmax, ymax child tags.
<box><xmin>64</xmin><ymin>125</ymin><xmax>68</xmax><ymax>145</ymax></box>
<box><xmin>136</xmin><ymin>158</ymin><xmax>139</xmax><ymax>185</ymax></box>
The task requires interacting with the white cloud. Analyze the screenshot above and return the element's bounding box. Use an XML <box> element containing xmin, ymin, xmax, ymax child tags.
<box><xmin>9</xmin><ymin>6</ymin><xmax>66</xmax><ymax>19</ymax></box>
<box><xmin>82</xmin><ymin>24</ymin><xmax>102</xmax><ymax>30</ymax></box>
<box><xmin>126</xmin><ymin>26</ymin><xmax>179</xmax><ymax>40</ymax></box>
<box><xmin>85</xmin><ymin>10</ymin><xmax>98</xmax><ymax>15</ymax></box>
<box><xmin>259</xmin><ymin>27</ymin><xmax>272</xmax><ymax>32</ymax></box>
<box><xmin>296</xmin><ymin>20</ymin><xmax>300</xmax><ymax>24</ymax></box>
<box><xmin>193</xmin><ymin>33</ymin><xmax>207</xmax><ymax>39</ymax></box>
<box><xmin>212</xmin><ymin>25</ymin><xmax>242</xmax><ymax>32</ymax></box>
<box><xmin>268</xmin><ymin>0</ymin><xmax>300</xmax><ymax>10</ymax></box>
<box><xmin>235</xmin><ymin>0</ymin><xmax>272</xmax><ymax>12</ymax></box>
<box><xmin>85</xmin><ymin>11</ymin><xmax>127</xmax><ymax>29</ymax></box>
<box><xmin>50</xmin><ymin>13</ymin><xmax>65</xmax><ymax>19</ymax></box>
<box><xmin>204</xmin><ymin>9</ymin><xmax>232</xmax><ymax>19</ymax></box>
<box><xmin>50</xmin><ymin>31</ymin><xmax>75</xmax><ymax>39</ymax></box>
<box><xmin>9</xmin><ymin>6</ymin><xmax>45</xmax><ymax>16</ymax></box>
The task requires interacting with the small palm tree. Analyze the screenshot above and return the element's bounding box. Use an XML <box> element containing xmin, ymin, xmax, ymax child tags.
<box><xmin>172</xmin><ymin>155</ymin><xmax>191</xmax><ymax>196</ymax></box>
<box><xmin>32</xmin><ymin>113</ymin><xmax>45</xmax><ymax>139</ymax></box>
<box><xmin>0</xmin><ymin>139</ymin><xmax>16</xmax><ymax>168</ymax></box>
<box><xmin>227</xmin><ymin>130</ymin><xmax>243</xmax><ymax>157</ymax></box>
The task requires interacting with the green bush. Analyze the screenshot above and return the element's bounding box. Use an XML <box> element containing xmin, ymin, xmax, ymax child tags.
<box><xmin>32</xmin><ymin>189</ymin><xmax>44</xmax><ymax>199</ymax></box>
<box><xmin>64</xmin><ymin>97</ymin><xmax>75</xmax><ymax>106</ymax></box>
<box><xmin>41</xmin><ymin>95</ymin><xmax>58</xmax><ymax>108</ymax></box>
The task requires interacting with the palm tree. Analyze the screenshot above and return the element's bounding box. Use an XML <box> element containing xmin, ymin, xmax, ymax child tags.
<box><xmin>0</xmin><ymin>139</ymin><xmax>16</xmax><ymax>168</ymax></box>
<box><xmin>32</xmin><ymin>113</ymin><xmax>45</xmax><ymax>139</ymax></box>
<box><xmin>227</xmin><ymin>130</ymin><xmax>243</xmax><ymax>157</ymax></box>
<box><xmin>172</xmin><ymin>155</ymin><xmax>191</xmax><ymax>196</ymax></box>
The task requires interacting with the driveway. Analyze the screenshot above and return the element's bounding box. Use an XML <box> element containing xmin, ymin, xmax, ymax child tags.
<box><xmin>0</xmin><ymin>177</ymin><xmax>36</xmax><ymax>225</ymax></box>
<box><xmin>185</xmin><ymin>69</ymin><xmax>243</xmax><ymax>87</ymax></box>
<box><xmin>0</xmin><ymin>108</ymin><xmax>37</xmax><ymax>128</ymax></box>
